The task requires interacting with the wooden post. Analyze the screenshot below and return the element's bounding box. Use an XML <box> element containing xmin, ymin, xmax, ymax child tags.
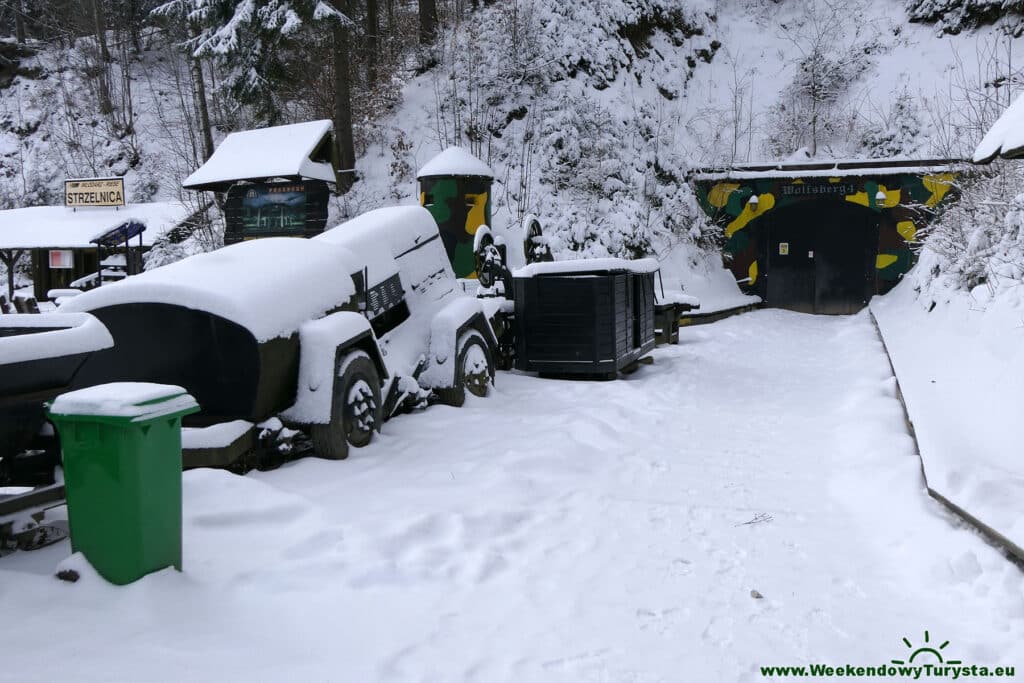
<box><xmin>0</xmin><ymin>248</ymin><xmax>25</xmax><ymax>300</ymax></box>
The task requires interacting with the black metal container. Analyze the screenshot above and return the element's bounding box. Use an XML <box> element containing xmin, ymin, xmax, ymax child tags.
<box><xmin>71</xmin><ymin>303</ymin><xmax>300</xmax><ymax>427</ymax></box>
<box><xmin>513</xmin><ymin>263</ymin><xmax>656</xmax><ymax>377</ymax></box>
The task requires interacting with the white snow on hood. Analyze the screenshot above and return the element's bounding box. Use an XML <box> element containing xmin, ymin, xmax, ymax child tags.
<box><xmin>61</xmin><ymin>237</ymin><xmax>359</xmax><ymax>342</ymax></box>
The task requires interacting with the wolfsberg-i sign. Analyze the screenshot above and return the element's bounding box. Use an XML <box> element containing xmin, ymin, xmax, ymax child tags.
<box><xmin>64</xmin><ymin>177</ymin><xmax>125</xmax><ymax>208</ymax></box>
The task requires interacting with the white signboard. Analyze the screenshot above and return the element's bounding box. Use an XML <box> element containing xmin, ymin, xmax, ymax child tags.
<box><xmin>49</xmin><ymin>249</ymin><xmax>74</xmax><ymax>269</ymax></box>
<box><xmin>778</xmin><ymin>242</ymin><xmax>789</xmax><ymax>256</ymax></box>
<box><xmin>64</xmin><ymin>177</ymin><xmax>125</xmax><ymax>208</ymax></box>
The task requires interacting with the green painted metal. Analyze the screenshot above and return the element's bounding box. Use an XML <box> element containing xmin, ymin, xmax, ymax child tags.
<box><xmin>48</xmin><ymin>393</ymin><xmax>198</xmax><ymax>585</ymax></box>
<box><xmin>419</xmin><ymin>176</ymin><xmax>493</xmax><ymax>279</ymax></box>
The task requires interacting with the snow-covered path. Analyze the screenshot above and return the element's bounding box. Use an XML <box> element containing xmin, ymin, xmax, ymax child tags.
<box><xmin>4</xmin><ymin>310</ymin><xmax>1023</xmax><ymax>682</ymax></box>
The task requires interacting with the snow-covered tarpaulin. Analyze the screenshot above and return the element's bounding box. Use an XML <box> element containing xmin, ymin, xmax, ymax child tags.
<box><xmin>973</xmin><ymin>93</ymin><xmax>1024</xmax><ymax>163</ymax></box>
<box><xmin>0</xmin><ymin>202</ymin><xmax>191</xmax><ymax>250</ymax></box>
<box><xmin>61</xmin><ymin>237</ymin><xmax>360</xmax><ymax>342</ymax></box>
<box><xmin>182</xmin><ymin>120</ymin><xmax>336</xmax><ymax>191</ymax></box>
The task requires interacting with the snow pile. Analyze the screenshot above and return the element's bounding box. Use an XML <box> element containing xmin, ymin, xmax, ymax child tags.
<box><xmin>61</xmin><ymin>237</ymin><xmax>359</xmax><ymax>342</ymax></box>
<box><xmin>974</xmin><ymin>92</ymin><xmax>1024</xmax><ymax>163</ymax></box>
<box><xmin>872</xmin><ymin>279</ymin><xmax>1024</xmax><ymax>554</ymax></box>
<box><xmin>49</xmin><ymin>382</ymin><xmax>198</xmax><ymax>421</ymax></box>
<box><xmin>654</xmin><ymin>241</ymin><xmax>761</xmax><ymax>314</ymax></box>
<box><xmin>181</xmin><ymin>421</ymin><xmax>254</xmax><ymax>450</ymax></box>
<box><xmin>0</xmin><ymin>312</ymin><xmax>113</xmax><ymax>365</ymax></box>
<box><xmin>883</xmin><ymin>95</ymin><xmax>1024</xmax><ymax>553</ymax></box>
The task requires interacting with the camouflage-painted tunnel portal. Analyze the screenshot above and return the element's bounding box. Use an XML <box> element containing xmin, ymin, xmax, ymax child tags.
<box><xmin>693</xmin><ymin>160</ymin><xmax>961</xmax><ymax>315</ymax></box>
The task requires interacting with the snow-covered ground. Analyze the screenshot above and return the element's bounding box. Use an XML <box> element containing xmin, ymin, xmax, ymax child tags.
<box><xmin>3</xmin><ymin>310</ymin><xmax>1022</xmax><ymax>681</ymax></box>
<box><xmin>872</xmin><ymin>279</ymin><xmax>1024</xmax><ymax>556</ymax></box>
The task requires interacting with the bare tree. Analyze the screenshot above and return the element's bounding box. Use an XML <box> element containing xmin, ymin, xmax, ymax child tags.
<box><xmin>770</xmin><ymin>0</ymin><xmax>878</xmax><ymax>157</ymax></box>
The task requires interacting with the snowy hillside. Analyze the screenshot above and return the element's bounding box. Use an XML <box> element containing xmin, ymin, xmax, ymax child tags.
<box><xmin>337</xmin><ymin>0</ymin><xmax>1023</xmax><ymax>290</ymax></box>
<box><xmin>0</xmin><ymin>0</ymin><xmax>1021</xmax><ymax>301</ymax></box>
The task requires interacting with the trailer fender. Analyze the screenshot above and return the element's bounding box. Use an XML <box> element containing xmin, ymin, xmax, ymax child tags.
<box><xmin>419</xmin><ymin>298</ymin><xmax>499</xmax><ymax>389</ymax></box>
<box><xmin>281</xmin><ymin>312</ymin><xmax>387</xmax><ymax>426</ymax></box>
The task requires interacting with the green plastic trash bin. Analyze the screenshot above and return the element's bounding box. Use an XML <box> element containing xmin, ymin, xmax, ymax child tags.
<box><xmin>47</xmin><ymin>382</ymin><xmax>199</xmax><ymax>585</ymax></box>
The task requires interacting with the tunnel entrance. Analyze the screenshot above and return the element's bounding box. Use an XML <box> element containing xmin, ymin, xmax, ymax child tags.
<box><xmin>692</xmin><ymin>159</ymin><xmax>961</xmax><ymax>316</ymax></box>
<box><xmin>763</xmin><ymin>200</ymin><xmax>878</xmax><ymax>315</ymax></box>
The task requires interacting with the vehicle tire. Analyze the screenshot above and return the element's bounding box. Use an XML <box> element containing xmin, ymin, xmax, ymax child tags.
<box><xmin>435</xmin><ymin>331</ymin><xmax>493</xmax><ymax>408</ymax></box>
<box><xmin>310</xmin><ymin>351</ymin><xmax>382</xmax><ymax>459</ymax></box>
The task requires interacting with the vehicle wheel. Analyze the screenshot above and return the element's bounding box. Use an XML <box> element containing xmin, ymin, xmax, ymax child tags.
<box><xmin>310</xmin><ymin>351</ymin><xmax>382</xmax><ymax>459</ymax></box>
<box><xmin>435</xmin><ymin>331</ymin><xmax>493</xmax><ymax>407</ymax></box>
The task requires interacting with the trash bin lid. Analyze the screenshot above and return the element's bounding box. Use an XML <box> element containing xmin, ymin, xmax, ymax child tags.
<box><xmin>49</xmin><ymin>382</ymin><xmax>199</xmax><ymax>422</ymax></box>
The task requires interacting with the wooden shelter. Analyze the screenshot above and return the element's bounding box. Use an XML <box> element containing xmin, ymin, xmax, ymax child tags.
<box><xmin>0</xmin><ymin>202</ymin><xmax>191</xmax><ymax>301</ymax></box>
<box><xmin>182</xmin><ymin>120</ymin><xmax>337</xmax><ymax>244</ymax></box>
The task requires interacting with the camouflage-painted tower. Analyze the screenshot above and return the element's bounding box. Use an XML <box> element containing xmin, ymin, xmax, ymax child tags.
<box><xmin>417</xmin><ymin>148</ymin><xmax>494</xmax><ymax>278</ymax></box>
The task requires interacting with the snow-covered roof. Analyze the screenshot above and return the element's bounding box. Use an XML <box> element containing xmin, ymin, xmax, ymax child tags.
<box><xmin>974</xmin><ymin>94</ymin><xmax>1024</xmax><ymax>163</ymax></box>
<box><xmin>417</xmin><ymin>147</ymin><xmax>494</xmax><ymax>179</ymax></box>
<box><xmin>182</xmin><ymin>120</ymin><xmax>336</xmax><ymax>191</ymax></box>
<box><xmin>514</xmin><ymin>257</ymin><xmax>660</xmax><ymax>278</ymax></box>
<box><xmin>61</xmin><ymin>237</ymin><xmax>360</xmax><ymax>342</ymax></box>
<box><xmin>0</xmin><ymin>202</ymin><xmax>192</xmax><ymax>250</ymax></box>
<box><xmin>693</xmin><ymin>158</ymin><xmax>963</xmax><ymax>182</ymax></box>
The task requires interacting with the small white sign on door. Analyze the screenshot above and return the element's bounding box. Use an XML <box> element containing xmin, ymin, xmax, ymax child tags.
<box><xmin>778</xmin><ymin>242</ymin><xmax>789</xmax><ymax>255</ymax></box>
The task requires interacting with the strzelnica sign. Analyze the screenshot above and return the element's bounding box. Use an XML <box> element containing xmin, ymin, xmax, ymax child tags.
<box><xmin>760</xmin><ymin>631</ymin><xmax>1016</xmax><ymax>679</ymax></box>
<box><xmin>64</xmin><ymin>177</ymin><xmax>125</xmax><ymax>207</ymax></box>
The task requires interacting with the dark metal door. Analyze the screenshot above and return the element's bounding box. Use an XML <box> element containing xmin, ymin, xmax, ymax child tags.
<box><xmin>766</xmin><ymin>218</ymin><xmax>816</xmax><ymax>314</ymax></box>
<box><xmin>814</xmin><ymin>207</ymin><xmax>877</xmax><ymax>315</ymax></box>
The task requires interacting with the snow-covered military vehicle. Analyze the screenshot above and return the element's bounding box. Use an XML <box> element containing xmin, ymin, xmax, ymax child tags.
<box><xmin>60</xmin><ymin>205</ymin><xmax>502</xmax><ymax>468</ymax></box>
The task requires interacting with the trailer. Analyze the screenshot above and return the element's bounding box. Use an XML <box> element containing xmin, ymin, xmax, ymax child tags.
<box><xmin>57</xmin><ymin>206</ymin><xmax>503</xmax><ymax>469</ymax></box>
